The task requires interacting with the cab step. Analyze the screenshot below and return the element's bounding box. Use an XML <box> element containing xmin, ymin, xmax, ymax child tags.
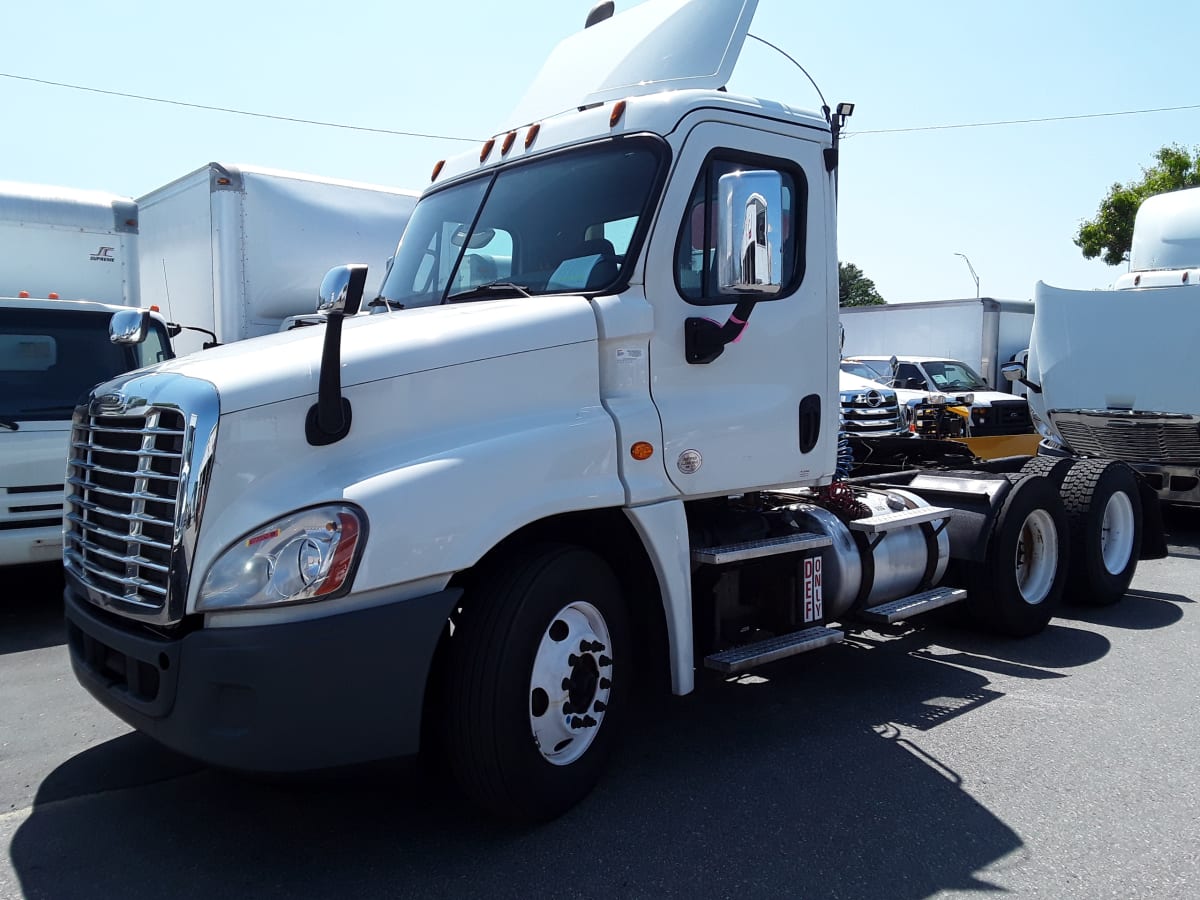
<box><xmin>856</xmin><ymin>586</ymin><xmax>968</xmax><ymax>625</ymax></box>
<box><xmin>703</xmin><ymin>625</ymin><xmax>843</xmax><ymax>673</ymax></box>
<box><xmin>847</xmin><ymin>506</ymin><xmax>953</xmax><ymax>535</ymax></box>
<box><xmin>691</xmin><ymin>531</ymin><xmax>832</xmax><ymax>565</ymax></box>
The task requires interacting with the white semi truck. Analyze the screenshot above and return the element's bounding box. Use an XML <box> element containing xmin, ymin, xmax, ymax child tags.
<box><xmin>137</xmin><ymin>163</ymin><xmax>418</xmax><ymax>355</ymax></box>
<box><xmin>1007</xmin><ymin>185</ymin><xmax>1200</xmax><ymax>507</ymax></box>
<box><xmin>63</xmin><ymin>0</ymin><xmax>1159</xmax><ymax>822</ymax></box>
<box><xmin>0</xmin><ymin>182</ymin><xmax>175</xmax><ymax>568</ymax></box>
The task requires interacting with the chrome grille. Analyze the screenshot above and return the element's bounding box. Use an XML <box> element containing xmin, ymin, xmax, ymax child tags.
<box><xmin>1053</xmin><ymin>412</ymin><xmax>1200</xmax><ymax>465</ymax></box>
<box><xmin>65</xmin><ymin>410</ymin><xmax>187</xmax><ymax>611</ymax></box>
<box><xmin>840</xmin><ymin>391</ymin><xmax>906</xmax><ymax>437</ymax></box>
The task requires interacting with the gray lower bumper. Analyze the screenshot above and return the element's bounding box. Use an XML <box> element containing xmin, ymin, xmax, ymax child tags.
<box><xmin>65</xmin><ymin>583</ymin><xmax>461</xmax><ymax>772</ymax></box>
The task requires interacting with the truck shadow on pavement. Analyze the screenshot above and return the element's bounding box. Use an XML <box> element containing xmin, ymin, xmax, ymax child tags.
<box><xmin>1</xmin><ymin>564</ymin><xmax>66</xmax><ymax>656</ymax></box>
<box><xmin>10</xmin><ymin>613</ymin><xmax>1123</xmax><ymax>900</ymax></box>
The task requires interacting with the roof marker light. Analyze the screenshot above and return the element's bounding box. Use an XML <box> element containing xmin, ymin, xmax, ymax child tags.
<box><xmin>480</xmin><ymin>139</ymin><xmax>495</xmax><ymax>163</ymax></box>
<box><xmin>500</xmin><ymin>131</ymin><xmax>517</xmax><ymax>155</ymax></box>
<box><xmin>525</xmin><ymin>123</ymin><xmax>541</xmax><ymax>149</ymax></box>
<box><xmin>18</xmin><ymin>290</ymin><xmax>29</xmax><ymax>298</ymax></box>
<box><xmin>48</xmin><ymin>292</ymin><xmax>59</xmax><ymax>299</ymax></box>
<box><xmin>431</xmin><ymin>159</ymin><xmax>446</xmax><ymax>182</ymax></box>
<box><xmin>609</xmin><ymin>100</ymin><xmax>626</xmax><ymax>127</ymax></box>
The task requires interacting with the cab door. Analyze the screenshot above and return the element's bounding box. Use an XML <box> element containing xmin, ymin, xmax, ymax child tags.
<box><xmin>641</xmin><ymin>118</ymin><xmax>836</xmax><ymax>497</ymax></box>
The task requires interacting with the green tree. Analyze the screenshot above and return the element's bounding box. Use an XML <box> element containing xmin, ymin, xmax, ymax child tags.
<box><xmin>839</xmin><ymin>261</ymin><xmax>885</xmax><ymax>306</ymax></box>
<box><xmin>1075</xmin><ymin>144</ymin><xmax>1200</xmax><ymax>266</ymax></box>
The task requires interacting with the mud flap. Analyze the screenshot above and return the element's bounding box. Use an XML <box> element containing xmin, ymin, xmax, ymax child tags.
<box><xmin>1137</xmin><ymin>478</ymin><xmax>1168</xmax><ymax>560</ymax></box>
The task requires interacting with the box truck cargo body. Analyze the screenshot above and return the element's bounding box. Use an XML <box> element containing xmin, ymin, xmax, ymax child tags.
<box><xmin>0</xmin><ymin>181</ymin><xmax>139</xmax><ymax>305</ymax></box>
<box><xmin>840</xmin><ymin>298</ymin><xmax>1034</xmax><ymax>390</ymax></box>
<box><xmin>137</xmin><ymin>163</ymin><xmax>418</xmax><ymax>355</ymax></box>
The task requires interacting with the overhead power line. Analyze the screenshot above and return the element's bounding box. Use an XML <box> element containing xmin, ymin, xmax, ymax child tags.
<box><xmin>0</xmin><ymin>71</ymin><xmax>483</xmax><ymax>143</ymax></box>
<box><xmin>4</xmin><ymin>69</ymin><xmax>1198</xmax><ymax>142</ymax></box>
<box><xmin>845</xmin><ymin>102</ymin><xmax>1200</xmax><ymax>136</ymax></box>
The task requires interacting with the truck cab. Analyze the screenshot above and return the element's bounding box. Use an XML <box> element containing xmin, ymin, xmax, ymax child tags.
<box><xmin>1</xmin><ymin>297</ymin><xmax>173</xmax><ymax>567</ymax></box>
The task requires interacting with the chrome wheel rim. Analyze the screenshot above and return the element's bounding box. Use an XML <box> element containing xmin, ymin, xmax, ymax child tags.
<box><xmin>529</xmin><ymin>601</ymin><xmax>612</xmax><ymax>766</ymax></box>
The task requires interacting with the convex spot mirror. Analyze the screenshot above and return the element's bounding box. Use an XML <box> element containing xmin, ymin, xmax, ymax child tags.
<box><xmin>318</xmin><ymin>265</ymin><xmax>368</xmax><ymax>315</ymax></box>
<box><xmin>109</xmin><ymin>309</ymin><xmax>150</xmax><ymax>345</ymax></box>
<box><xmin>717</xmin><ymin>170</ymin><xmax>783</xmax><ymax>296</ymax></box>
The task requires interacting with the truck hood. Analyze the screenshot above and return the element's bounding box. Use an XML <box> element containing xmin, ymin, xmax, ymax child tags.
<box><xmin>139</xmin><ymin>296</ymin><xmax>598</xmax><ymax>414</ymax></box>
<box><xmin>1031</xmin><ymin>281</ymin><xmax>1195</xmax><ymax>413</ymax></box>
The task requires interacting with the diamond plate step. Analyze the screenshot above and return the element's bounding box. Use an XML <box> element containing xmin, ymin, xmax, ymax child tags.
<box><xmin>856</xmin><ymin>586</ymin><xmax>968</xmax><ymax>625</ymax></box>
<box><xmin>847</xmin><ymin>506</ymin><xmax>953</xmax><ymax>535</ymax></box>
<box><xmin>703</xmin><ymin>626</ymin><xmax>843</xmax><ymax>674</ymax></box>
<box><xmin>691</xmin><ymin>531</ymin><xmax>832</xmax><ymax>565</ymax></box>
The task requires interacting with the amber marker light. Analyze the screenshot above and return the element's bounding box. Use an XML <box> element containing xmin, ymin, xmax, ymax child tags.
<box><xmin>525</xmin><ymin>123</ymin><xmax>541</xmax><ymax>149</ymax></box>
<box><xmin>430</xmin><ymin>159</ymin><xmax>446</xmax><ymax>182</ymax></box>
<box><xmin>631</xmin><ymin>441</ymin><xmax>654</xmax><ymax>461</ymax></box>
<box><xmin>480</xmin><ymin>139</ymin><xmax>495</xmax><ymax>163</ymax></box>
<box><xmin>609</xmin><ymin>100</ymin><xmax>626</xmax><ymax>127</ymax></box>
<box><xmin>48</xmin><ymin>292</ymin><xmax>59</xmax><ymax>299</ymax></box>
<box><xmin>500</xmin><ymin>130</ymin><xmax>517</xmax><ymax>155</ymax></box>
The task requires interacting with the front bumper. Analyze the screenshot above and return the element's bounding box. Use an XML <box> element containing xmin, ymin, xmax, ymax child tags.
<box><xmin>0</xmin><ymin>523</ymin><xmax>62</xmax><ymax>567</ymax></box>
<box><xmin>65</xmin><ymin>580</ymin><xmax>461</xmax><ymax>772</ymax></box>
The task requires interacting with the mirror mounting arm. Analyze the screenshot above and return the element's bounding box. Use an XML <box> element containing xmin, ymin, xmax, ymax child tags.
<box><xmin>307</xmin><ymin>265</ymin><xmax>367</xmax><ymax>446</ymax></box>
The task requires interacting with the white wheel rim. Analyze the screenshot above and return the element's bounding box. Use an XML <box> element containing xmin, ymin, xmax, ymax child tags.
<box><xmin>1014</xmin><ymin>508</ymin><xmax>1058</xmax><ymax>605</ymax></box>
<box><xmin>528</xmin><ymin>601</ymin><xmax>613</xmax><ymax>767</ymax></box>
<box><xmin>1100</xmin><ymin>490</ymin><xmax>1136</xmax><ymax>575</ymax></box>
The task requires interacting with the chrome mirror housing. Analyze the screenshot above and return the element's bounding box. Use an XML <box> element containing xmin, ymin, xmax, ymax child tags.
<box><xmin>716</xmin><ymin>170</ymin><xmax>783</xmax><ymax>295</ymax></box>
<box><xmin>109</xmin><ymin>309</ymin><xmax>148</xmax><ymax>345</ymax></box>
<box><xmin>1001</xmin><ymin>362</ymin><xmax>1027</xmax><ymax>383</ymax></box>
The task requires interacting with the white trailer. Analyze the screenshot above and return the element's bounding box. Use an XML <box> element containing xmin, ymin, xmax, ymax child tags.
<box><xmin>840</xmin><ymin>297</ymin><xmax>1033</xmax><ymax>389</ymax></box>
<box><xmin>137</xmin><ymin>163</ymin><xmax>418</xmax><ymax>355</ymax></box>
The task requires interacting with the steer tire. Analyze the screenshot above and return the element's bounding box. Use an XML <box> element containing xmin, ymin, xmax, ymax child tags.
<box><xmin>1060</xmin><ymin>460</ymin><xmax>1142</xmax><ymax>607</ymax></box>
<box><xmin>966</xmin><ymin>473</ymin><xmax>1068</xmax><ymax>637</ymax></box>
<box><xmin>445</xmin><ymin>543</ymin><xmax>630</xmax><ymax>823</ymax></box>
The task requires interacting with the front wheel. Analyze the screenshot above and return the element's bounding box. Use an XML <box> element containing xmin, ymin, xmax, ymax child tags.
<box><xmin>1060</xmin><ymin>460</ymin><xmax>1142</xmax><ymax>606</ymax></box>
<box><xmin>966</xmin><ymin>474</ymin><xmax>1069</xmax><ymax>636</ymax></box>
<box><xmin>445</xmin><ymin>543</ymin><xmax>630</xmax><ymax>823</ymax></box>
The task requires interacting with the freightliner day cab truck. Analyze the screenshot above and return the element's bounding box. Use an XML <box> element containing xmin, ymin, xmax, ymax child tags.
<box><xmin>63</xmin><ymin>0</ymin><xmax>1162</xmax><ymax>822</ymax></box>
<box><xmin>0</xmin><ymin>182</ymin><xmax>175</xmax><ymax>568</ymax></box>
<box><xmin>1007</xmin><ymin>184</ymin><xmax>1200</xmax><ymax>507</ymax></box>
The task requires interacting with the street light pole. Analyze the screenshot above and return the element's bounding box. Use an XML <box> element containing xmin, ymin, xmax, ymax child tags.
<box><xmin>954</xmin><ymin>252</ymin><xmax>980</xmax><ymax>298</ymax></box>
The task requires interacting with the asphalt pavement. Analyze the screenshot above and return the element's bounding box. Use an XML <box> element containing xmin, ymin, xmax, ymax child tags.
<box><xmin>2</xmin><ymin>510</ymin><xmax>1198</xmax><ymax>899</ymax></box>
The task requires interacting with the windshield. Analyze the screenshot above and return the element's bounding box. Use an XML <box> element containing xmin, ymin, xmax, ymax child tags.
<box><xmin>379</xmin><ymin>138</ymin><xmax>665</xmax><ymax>309</ymax></box>
<box><xmin>0</xmin><ymin>308</ymin><xmax>168</xmax><ymax>421</ymax></box>
<box><xmin>922</xmin><ymin>360</ymin><xmax>988</xmax><ymax>391</ymax></box>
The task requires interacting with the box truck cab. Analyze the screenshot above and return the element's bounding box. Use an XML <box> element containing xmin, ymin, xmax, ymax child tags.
<box><xmin>1</xmin><ymin>298</ymin><xmax>173</xmax><ymax>566</ymax></box>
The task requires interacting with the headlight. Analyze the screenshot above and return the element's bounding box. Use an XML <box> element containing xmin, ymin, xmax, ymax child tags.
<box><xmin>197</xmin><ymin>505</ymin><xmax>366</xmax><ymax>611</ymax></box>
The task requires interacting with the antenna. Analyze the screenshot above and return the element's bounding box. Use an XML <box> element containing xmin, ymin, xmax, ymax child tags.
<box><xmin>746</xmin><ymin>33</ymin><xmax>830</xmax><ymax>124</ymax></box>
<box><xmin>160</xmin><ymin>259</ymin><xmax>176</xmax><ymax>322</ymax></box>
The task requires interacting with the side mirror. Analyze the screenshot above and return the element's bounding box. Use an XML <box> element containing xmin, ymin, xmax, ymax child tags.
<box><xmin>1001</xmin><ymin>362</ymin><xmax>1026</xmax><ymax>383</ymax></box>
<box><xmin>110</xmin><ymin>309</ymin><xmax>149</xmax><ymax>345</ymax></box>
<box><xmin>317</xmin><ymin>265</ymin><xmax>368</xmax><ymax>315</ymax></box>
<box><xmin>716</xmin><ymin>170</ymin><xmax>783</xmax><ymax>295</ymax></box>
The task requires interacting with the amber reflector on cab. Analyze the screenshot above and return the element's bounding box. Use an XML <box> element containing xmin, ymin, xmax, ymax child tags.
<box><xmin>631</xmin><ymin>442</ymin><xmax>654</xmax><ymax>461</ymax></box>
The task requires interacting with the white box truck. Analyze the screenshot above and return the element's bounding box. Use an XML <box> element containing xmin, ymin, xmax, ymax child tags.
<box><xmin>0</xmin><ymin>182</ymin><xmax>174</xmax><ymax>568</ymax></box>
<box><xmin>840</xmin><ymin>297</ymin><xmax>1034</xmax><ymax>390</ymax></box>
<box><xmin>63</xmin><ymin>0</ymin><xmax>1160</xmax><ymax>823</ymax></box>
<box><xmin>1008</xmin><ymin>185</ymin><xmax>1200</xmax><ymax>506</ymax></box>
<box><xmin>137</xmin><ymin>163</ymin><xmax>419</xmax><ymax>355</ymax></box>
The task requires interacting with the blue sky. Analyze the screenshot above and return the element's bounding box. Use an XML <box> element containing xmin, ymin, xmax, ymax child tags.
<box><xmin>3</xmin><ymin>0</ymin><xmax>1194</xmax><ymax>302</ymax></box>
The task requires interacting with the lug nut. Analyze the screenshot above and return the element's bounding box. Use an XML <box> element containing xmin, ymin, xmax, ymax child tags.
<box><xmin>599</xmin><ymin>655</ymin><xmax>612</xmax><ymax>667</ymax></box>
<box><xmin>599</xmin><ymin>678</ymin><xmax>611</xmax><ymax>690</ymax></box>
<box><xmin>593</xmin><ymin>700</ymin><xmax>607</xmax><ymax>713</ymax></box>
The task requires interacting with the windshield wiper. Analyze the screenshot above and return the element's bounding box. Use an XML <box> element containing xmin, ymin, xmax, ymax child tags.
<box><xmin>447</xmin><ymin>282</ymin><xmax>532</xmax><ymax>304</ymax></box>
<box><xmin>0</xmin><ymin>417</ymin><xmax>18</xmax><ymax>432</ymax></box>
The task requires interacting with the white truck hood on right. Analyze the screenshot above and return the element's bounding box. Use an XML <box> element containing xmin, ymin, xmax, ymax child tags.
<box><xmin>1030</xmin><ymin>281</ymin><xmax>1195</xmax><ymax>414</ymax></box>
